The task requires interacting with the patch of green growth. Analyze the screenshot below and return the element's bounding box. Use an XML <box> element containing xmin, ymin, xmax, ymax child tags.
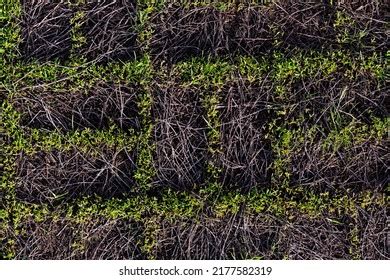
<box><xmin>12</xmin><ymin>202</ymin><xmax>51</xmax><ymax>227</ymax></box>
<box><xmin>199</xmin><ymin>84</ymin><xmax>223</xmax><ymax>194</ymax></box>
<box><xmin>157</xmin><ymin>190</ymin><xmax>204</xmax><ymax>221</ymax></box>
<box><xmin>114</xmin><ymin>55</ymin><xmax>153</xmax><ymax>82</ymax></box>
<box><xmin>96</xmin><ymin>196</ymin><xmax>156</xmax><ymax>221</ymax></box>
<box><xmin>334</xmin><ymin>10</ymin><xmax>368</xmax><ymax>50</ymax></box>
<box><xmin>23</xmin><ymin>126</ymin><xmax>138</xmax><ymax>155</ymax></box>
<box><xmin>190</xmin><ymin>1</ymin><xmax>238</xmax><ymax>11</ymax></box>
<box><xmin>268</xmin><ymin>122</ymin><xmax>296</xmax><ymax>189</ymax></box>
<box><xmin>173</xmin><ymin>57</ymin><xmax>235</xmax><ymax>86</ymax></box>
<box><xmin>134</xmin><ymin>141</ymin><xmax>155</xmax><ymax>191</ymax></box>
<box><xmin>272</xmin><ymin>51</ymin><xmax>340</xmax><ymax>82</ymax></box>
<box><xmin>214</xmin><ymin>191</ymin><xmax>245</xmax><ymax>218</ymax></box>
<box><xmin>0</xmin><ymin>101</ymin><xmax>25</xmax><ymax>151</ymax></box>
<box><xmin>334</xmin><ymin>10</ymin><xmax>356</xmax><ymax>45</ymax></box>
<box><xmin>0</xmin><ymin>101</ymin><xmax>18</xmax><ymax>251</ymax></box>
<box><xmin>0</xmin><ymin>0</ymin><xmax>21</xmax><ymax>62</ymax></box>
<box><xmin>271</xmin><ymin>50</ymin><xmax>386</xmax><ymax>84</ymax></box>
<box><xmin>5</xmin><ymin>55</ymin><xmax>152</xmax><ymax>91</ymax></box>
<box><xmin>138</xmin><ymin>0</ymin><xmax>248</xmax><ymax>11</ymax></box>
<box><xmin>348</xmin><ymin>221</ymin><xmax>362</xmax><ymax>259</ymax></box>
<box><xmin>69</xmin><ymin>10</ymin><xmax>87</xmax><ymax>61</ymax></box>
<box><xmin>245</xmin><ymin>189</ymin><xmax>280</xmax><ymax>214</ymax></box>
<box><xmin>247</xmin><ymin>188</ymin><xmax>385</xmax><ymax>219</ymax></box>
<box><xmin>137</xmin><ymin>5</ymin><xmax>155</xmax><ymax>51</ymax></box>
<box><xmin>330</xmin><ymin>50</ymin><xmax>386</xmax><ymax>79</ymax></box>
<box><xmin>11</xmin><ymin>177</ymin><xmax>386</xmax><ymax>227</ymax></box>
<box><xmin>134</xmin><ymin>83</ymin><xmax>155</xmax><ymax>191</ymax></box>
<box><xmin>203</xmin><ymin>90</ymin><xmax>221</xmax><ymax>153</ymax></box>
<box><xmin>238</xmin><ymin>56</ymin><xmax>271</xmax><ymax>82</ymax></box>
<box><xmin>271</xmin><ymin>51</ymin><xmax>342</xmax><ymax>102</ymax></box>
<box><xmin>322</xmin><ymin>118</ymin><xmax>389</xmax><ymax>152</ymax></box>
<box><xmin>371</xmin><ymin>117</ymin><xmax>389</xmax><ymax>139</ymax></box>
<box><xmin>71</xmin><ymin>193</ymin><xmax>198</xmax><ymax>224</ymax></box>
<box><xmin>141</xmin><ymin>216</ymin><xmax>159</xmax><ymax>259</ymax></box>
<box><xmin>360</xmin><ymin>52</ymin><xmax>386</xmax><ymax>80</ymax></box>
<box><xmin>273</xmin><ymin>53</ymin><xmax>301</xmax><ymax>81</ymax></box>
<box><xmin>137</xmin><ymin>0</ymin><xmax>166</xmax><ymax>11</ymax></box>
<box><xmin>10</xmin><ymin>61</ymin><xmax>64</xmax><ymax>83</ymax></box>
<box><xmin>0</xmin><ymin>226</ymin><xmax>14</xmax><ymax>259</ymax></box>
<box><xmin>0</xmin><ymin>148</ymin><xmax>16</xmax><ymax>203</ymax></box>
<box><xmin>10</xmin><ymin>188</ymin><xmax>386</xmax><ymax>252</ymax></box>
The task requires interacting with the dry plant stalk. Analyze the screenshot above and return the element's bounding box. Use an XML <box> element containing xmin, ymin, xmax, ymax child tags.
<box><xmin>14</xmin><ymin>218</ymin><xmax>74</xmax><ymax>260</ymax></box>
<box><xmin>288</xmin><ymin>72</ymin><xmax>388</xmax><ymax>129</ymax></box>
<box><xmin>358</xmin><ymin>206</ymin><xmax>389</xmax><ymax>260</ymax></box>
<box><xmin>233</xmin><ymin>5</ymin><xmax>274</xmax><ymax>55</ymax></box>
<box><xmin>335</xmin><ymin>0</ymin><xmax>388</xmax><ymax>52</ymax></box>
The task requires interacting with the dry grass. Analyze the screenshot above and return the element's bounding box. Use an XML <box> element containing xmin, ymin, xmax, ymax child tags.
<box><xmin>150</xmin><ymin>6</ymin><xmax>236</xmax><ymax>63</ymax></box>
<box><xmin>286</xmin><ymin>72</ymin><xmax>388</xmax><ymax>129</ymax></box>
<box><xmin>20</xmin><ymin>0</ymin><xmax>73</xmax><ymax>61</ymax></box>
<box><xmin>156</xmin><ymin>213</ymin><xmax>279</xmax><ymax>260</ymax></box>
<box><xmin>218</xmin><ymin>77</ymin><xmax>273</xmax><ymax>191</ymax></box>
<box><xmin>358</xmin><ymin>206</ymin><xmax>389</xmax><ymax>260</ymax></box>
<box><xmin>152</xmin><ymin>82</ymin><xmax>208</xmax><ymax>190</ymax></box>
<box><xmin>12</xmin><ymin>83</ymin><xmax>140</xmax><ymax>132</ymax></box>
<box><xmin>15</xmin><ymin>147</ymin><xmax>136</xmax><ymax>204</ymax></box>
<box><xmin>14</xmin><ymin>217</ymin><xmax>144</xmax><ymax>260</ymax></box>
<box><xmin>270</xmin><ymin>0</ymin><xmax>335</xmax><ymax>49</ymax></box>
<box><xmin>82</xmin><ymin>0</ymin><xmax>137</xmax><ymax>62</ymax></box>
<box><xmin>277</xmin><ymin>215</ymin><xmax>351</xmax><ymax>259</ymax></box>
<box><xmin>291</xmin><ymin>138</ymin><xmax>389</xmax><ymax>194</ymax></box>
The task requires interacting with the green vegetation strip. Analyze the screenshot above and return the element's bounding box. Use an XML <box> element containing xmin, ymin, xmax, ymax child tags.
<box><xmin>8</xmin><ymin>188</ymin><xmax>386</xmax><ymax>224</ymax></box>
